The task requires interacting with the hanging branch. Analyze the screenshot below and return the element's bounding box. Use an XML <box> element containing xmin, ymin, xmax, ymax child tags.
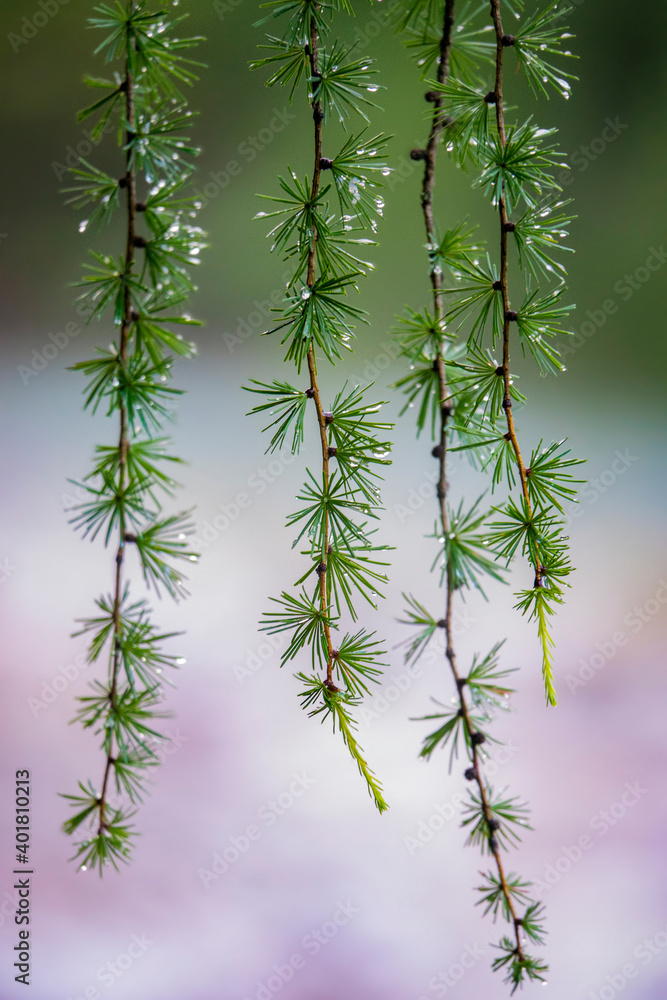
<box><xmin>61</xmin><ymin>0</ymin><xmax>205</xmax><ymax>874</ymax></box>
<box><xmin>393</xmin><ymin>0</ymin><xmax>582</xmax><ymax>989</ymax></box>
<box><xmin>482</xmin><ymin>0</ymin><xmax>582</xmax><ymax>708</ymax></box>
<box><xmin>248</xmin><ymin>0</ymin><xmax>392</xmax><ymax>812</ymax></box>
<box><xmin>398</xmin><ymin>0</ymin><xmax>583</xmax><ymax>709</ymax></box>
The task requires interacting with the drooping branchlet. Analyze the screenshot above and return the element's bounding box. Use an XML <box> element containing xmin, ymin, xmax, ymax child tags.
<box><xmin>247</xmin><ymin>0</ymin><xmax>393</xmax><ymax>814</ymax></box>
<box><xmin>392</xmin><ymin>0</ymin><xmax>579</xmax><ymax>987</ymax></box>
<box><xmin>61</xmin><ymin>0</ymin><xmax>204</xmax><ymax>875</ymax></box>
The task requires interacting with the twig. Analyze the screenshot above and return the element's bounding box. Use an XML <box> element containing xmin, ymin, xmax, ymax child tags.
<box><xmin>414</xmin><ymin>0</ymin><xmax>526</xmax><ymax>966</ymax></box>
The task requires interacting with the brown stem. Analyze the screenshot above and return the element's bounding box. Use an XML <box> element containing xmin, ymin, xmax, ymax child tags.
<box><xmin>443</xmin><ymin>595</ymin><xmax>526</xmax><ymax>960</ymax></box>
<box><xmin>97</xmin><ymin>37</ymin><xmax>137</xmax><ymax>833</ymax></box>
<box><xmin>416</xmin><ymin>0</ymin><xmax>526</xmax><ymax>964</ymax></box>
<box><xmin>305</xmin><ymin>5</ymin><xmax>335</xmax><ymax>686</ymax></box>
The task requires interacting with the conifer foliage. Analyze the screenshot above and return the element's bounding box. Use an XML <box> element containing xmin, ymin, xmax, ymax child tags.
<box><xmin>248</xmin><ymin>0</ymin><xmax>391</xmax><ymax>811</ymax></box>
<box><xmin>394</xmin><ymin>0</ymin><xmax>582</xmax><ymax>988</ymax></box>
<box><xmin>61</xmin><ymin>1</ymin><xmax>205</xmax><ymax>873</ymax></box>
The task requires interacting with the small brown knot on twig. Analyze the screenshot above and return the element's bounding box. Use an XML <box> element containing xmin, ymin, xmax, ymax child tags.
<box><xmin>489</xmin><ymin>835</ymin><xmax>500</xmax><ymax>853</ymax></box>
<box><xmin>319</xmin><ymin>157</ymin><xmax>333</xmax><ymax>170</ymax></box>
<box><xmin>484</xmin><ymin>91</ymin><xmax>497</xmax><ymax>104</ymax></box>
<box><xmin>323</xmin><ymin>678</ymin><xmax>340</xmax><ymax>692</ymax></box>
<box><xmin>456</xmin><ymin>676</ymin><xmax>468</xmax><ymax>690</ymax></box>
<box><xmin>135</xmin><ymin>201</ymin><xmax>147</xmax><ymax>213</ymax></box>
<box><xmin>492</xmin><ymin>280</ymin><xmax>502</xmax><ymax>291</ymax></box>
<box><xmin>488</xmin><ymin>818</ymin><xmax>500</xmax><ymax>832</ymax></box>
<box><xmin>305</xmin><ymin>387</ymin><xmax>315</xmax><ymax>398</ymax></box>
<box><xmin>124</xmin><ymin>532</ymin><xmax>138</xmax><ymax>543</ymax></box>
<box><xmin>425</xmin><ymin>90</ymin><xmax>439</xmax><ymax>103</ymax></box>
<box><xmin>495</xmin><ymin>366</ymin><xmax>504</xmax><ymax>376</ymax></box>
<box><xmin>431</xmin><ymin>444</ymin><xmax>444</xmax><ymax>459</ymax></box>
<box><xmin>464</xmin><ymin>767</ymin><xmax>477</xmax><ymax>781</ymax></box>
<box><xmin>130</xmin><ymin>309</ymin><xmax>140</xmax><ymax>322</ymax></box>
<box><xmin>327</xmin><ymin>446</ymin><xmax>337</xmax><ymax>457</ymax></box>
<box><xmin>502</xmin><ymin>220</ymin><xmax>516</xmax><ymax>233</ymax></box>
<box><xmin>436</xmin><ymin>618</ymin><xmax>447</xmax><ymax>629</ymax></box>
<box><xmin>501</xmin><ymin>34</ymin><xmax>515</xmax><ymax>46</ymax></box>
<box><xmin>471</xmin><ymin>731</ymin><xmax>486</xmax><ymax>746</ymax></box>
<box><xmin>506</xmin><ymin>309</ymin><xmax>518</xmax><ymax>322</ymax></box>
<box><xmin>323</xmin><ymin>411</ymin><xmax>334</xmax><ymax>425</ymax></box>
<box><xmin>134</xmin><ymin>235</ymin><xmax>147</xmax><ymax>249</ymax></box>
<box><xmin>316</xmin><ymin>561</ymin><xmax>327</xmax><ymax>576</ymax></box>
<box><xmin>313</xmin><ymin>106</ymin><xmax>324</xmax><ymax>124</ymax></box>
<box><xmin>331</xmin><ymin>649</ymin><xmax>340</xmax><ymax>660</ymax></box>
<box><xmin>118</xmin><ymin>176</ymin><xmax>128</xmax><ymax>189</ymax></box>
<box><xmin>410</xmin><ymin>148</ymin><xmax>428</xmax><ymax>161</ymax></box>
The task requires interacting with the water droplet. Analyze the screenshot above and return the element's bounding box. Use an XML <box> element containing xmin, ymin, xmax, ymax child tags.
<box><xmin>79</xmin><ymin>219</ymin><xmax>88</xmax><ymax>233</ymax></box>
<box><xmin>301</xmin><ymin>289</ymin><xmax>311</xmax><ymax>300</ymax></box>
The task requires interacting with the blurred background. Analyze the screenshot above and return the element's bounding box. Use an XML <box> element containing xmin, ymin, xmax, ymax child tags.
<box><xmin>1</xmin><ymin>0</ymin><xmax>666</xmax><ymax>997</ymax></box>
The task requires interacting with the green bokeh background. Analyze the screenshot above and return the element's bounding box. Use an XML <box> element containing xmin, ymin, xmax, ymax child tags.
<box><xmin>2</xmin><ymin>0</ymin><xmax>666</xmax><ymax>399</ymax></box>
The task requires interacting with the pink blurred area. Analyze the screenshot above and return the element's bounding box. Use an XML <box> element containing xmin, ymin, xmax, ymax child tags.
<box><xmin>1</xmin><ymin>343</ymin><xmax>666</xmax><ymax>999</ymax></box>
